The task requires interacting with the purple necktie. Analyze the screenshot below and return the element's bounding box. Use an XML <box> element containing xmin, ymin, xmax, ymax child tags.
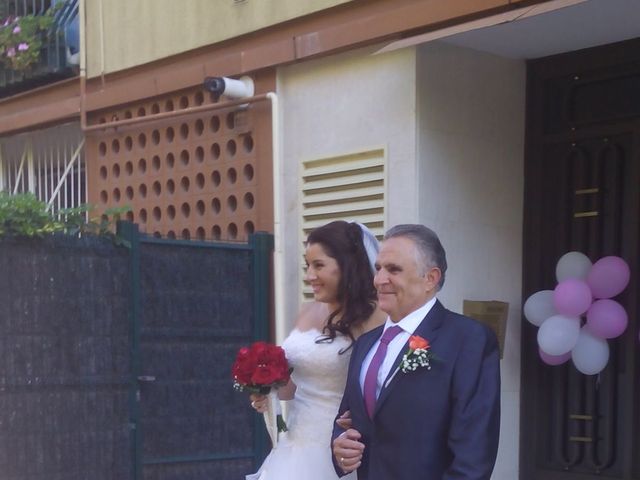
<box><xmin>363</xmin><ymin>325</ymin><xmax>403</xmax><ymax>418</ymax></box>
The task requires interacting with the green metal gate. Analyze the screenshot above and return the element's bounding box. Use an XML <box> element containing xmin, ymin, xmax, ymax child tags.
<box><xmin>119</xmin><ymin>223</ymin><xmax>272</xmax><ymax>480</ymax></box>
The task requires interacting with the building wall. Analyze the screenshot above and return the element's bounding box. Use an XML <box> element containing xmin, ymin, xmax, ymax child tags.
<box><xmin>278</xmin><ymin>45</ymin><xmax>418</xmax><ymax>329</ymax></box>
<box><xmin>416</xmin><ymin>41</ymin><xmax>525</xmax><ymax>479</ymax></box>
<box><xmin>85</xmin><ymin>71</ymin><xmax>276</xmax><ymax>241</ymax></box>
<box><xmin>84</xmin><ymin>0</ymin><xmax>352</xmax><ymax>78</ymax></box>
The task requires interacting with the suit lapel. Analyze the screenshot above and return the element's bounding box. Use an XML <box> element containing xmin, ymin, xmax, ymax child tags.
<box><xmin>373</xmin><ymin>300</ymin><xmax>446</xmax><ymax>417</ymax></box>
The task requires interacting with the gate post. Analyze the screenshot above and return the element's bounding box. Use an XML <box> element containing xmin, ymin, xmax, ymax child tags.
<box><xmin>117</xmin><ymin>220</ymin><xmax>142</xmax><ymax>480</ymax></box>
<box><xmin>250</xmin><ymin>232</ymin><xmax>274</xmax><ymax>342</ymax></box>
<box><xmin>249</xmin><ymin>231</ymin><xmax>274</xmax><ymax>467</ymax></box>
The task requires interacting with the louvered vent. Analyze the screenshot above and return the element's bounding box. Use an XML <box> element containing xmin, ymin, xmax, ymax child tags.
<box><xmin>300</xmin><ymin>148</ymin><xmax>386</xmax><ymax>299</ymax></box>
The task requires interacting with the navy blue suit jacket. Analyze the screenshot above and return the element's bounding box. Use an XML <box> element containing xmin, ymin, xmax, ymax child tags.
<box><xmin>332</xmin><ymin>300</ymin><xmax>500</xmax><ymax>480</ymax></box>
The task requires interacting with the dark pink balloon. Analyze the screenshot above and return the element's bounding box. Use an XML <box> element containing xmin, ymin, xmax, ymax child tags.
<box><xmin>587</xmin><ymin>256</ymin><xmax>630</xmax><ymax>299</ymax></box>
<box><xmin>587</xmin><ymin>299</ymin><xmax>628</xmax><ymax>339</ymax></box>
<box><xmin>553</xmin><ymin>279</ymin><xmax>593</xmax><ymax>317</ymax></box>
<box><xmin>539</xmin><ymin>348</ymin><xmax>571</xmax><ymax>366</ymax></box>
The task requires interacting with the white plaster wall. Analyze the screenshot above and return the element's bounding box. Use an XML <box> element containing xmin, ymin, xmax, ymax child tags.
<box><xmin>416</xmin><ymin>41</ymin><xmax>526</xmax><ymax>480</ymax></box>
<box><xmin>278</xmin><ymin>40</ymin><xmax>525</xmax><ymax>478</ymax></box>
<box><xmin>278</xmin><ymin>45</ymin><xmax>418</xmax><ymax>331</ymax></box>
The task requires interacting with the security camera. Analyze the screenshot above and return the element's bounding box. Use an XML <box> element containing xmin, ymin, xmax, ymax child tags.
<box><xmin>203</xmin><ymin>76</ymin><xmax>254</xmax><ymax>100</ymax></box>
<box><xmin>204</xmin><ymin>77</ymin><xmax>226</xmax><ymax>95</ymax></box>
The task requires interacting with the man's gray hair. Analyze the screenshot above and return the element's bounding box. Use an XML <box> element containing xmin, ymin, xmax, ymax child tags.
<box><xmin>384</xmin><ymin>224</ymin><xmax>447</xmax><ymax>290</ymax></box>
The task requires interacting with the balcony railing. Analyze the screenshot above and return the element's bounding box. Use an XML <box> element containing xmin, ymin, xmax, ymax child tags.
<box><xmin>0</xmin><ymin>0</ymin><xmax>79</xmax><ymax>97</ymax></box>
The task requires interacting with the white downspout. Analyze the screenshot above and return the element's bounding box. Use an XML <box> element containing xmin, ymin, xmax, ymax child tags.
<box><xmin>267</xmin><ymin>92</ymin><xmax>286</xmax><ymax>346</ymax></box>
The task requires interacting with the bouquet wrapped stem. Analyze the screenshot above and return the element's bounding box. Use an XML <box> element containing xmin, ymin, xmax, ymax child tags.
<box><xmin>263</xmin><ymin>389</ymin><xmax>288</xmax><ymax>447</ymax></box>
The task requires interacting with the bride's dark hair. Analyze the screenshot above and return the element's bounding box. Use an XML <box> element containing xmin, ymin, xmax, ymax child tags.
<box><xmin>306</xmin><ymin>221</ymin><xmax>377</xmax><ymax>347</ymax></box>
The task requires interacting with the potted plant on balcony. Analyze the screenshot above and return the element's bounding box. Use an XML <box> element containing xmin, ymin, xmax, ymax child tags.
<box><xmin>0</xmin><ymin>5</ymin><xmax>60</xmax><ymax>72</ymax></box>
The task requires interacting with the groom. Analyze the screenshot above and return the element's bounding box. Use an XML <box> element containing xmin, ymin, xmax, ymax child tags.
<box><xmin>332</xmin><ymin>224</ymin><xmax>500</xmax><ymax>479</ymax></box>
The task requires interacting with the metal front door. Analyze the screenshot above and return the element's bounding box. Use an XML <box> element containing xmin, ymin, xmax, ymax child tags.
<box><xmin>521</xmin><ymin>38</ymin><xmax>640</xmax><ymax>480</ymax></box>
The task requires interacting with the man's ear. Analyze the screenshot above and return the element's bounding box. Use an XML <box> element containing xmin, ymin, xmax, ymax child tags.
<box><xmin>424</xmin><ymin>267</ymin><xmax>441</xmax><ymax>292</ymax></box>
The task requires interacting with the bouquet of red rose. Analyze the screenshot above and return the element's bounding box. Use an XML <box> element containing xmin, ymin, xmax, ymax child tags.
<box><xmin>231</xmin><ymin>341</ymin><xmax>292</xmax><ymax>446</ymax></box>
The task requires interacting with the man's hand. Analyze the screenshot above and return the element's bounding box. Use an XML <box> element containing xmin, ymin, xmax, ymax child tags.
<box><xmin>332</xmin><ymin>428</ymin><xmax>364</xmax><ymax>473</ymax></box>
<box><xmin>335</xmin><ymin>410</ymin><xmax>353</xmax><ymax>430</ymax></box>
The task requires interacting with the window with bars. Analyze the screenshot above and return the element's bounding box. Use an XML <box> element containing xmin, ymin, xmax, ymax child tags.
<box><xmin>0</xmin><ymin>122</ymin><xmax>86</xmax><ymax>213</ymax></box>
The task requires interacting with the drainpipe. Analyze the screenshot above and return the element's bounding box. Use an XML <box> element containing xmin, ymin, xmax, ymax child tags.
<box><xmin>82</xmin><ymin>93</ymin><xmax>271</xmax><ymax>132</ymax></box>
<box><xmin>266</xmin><ymin>92</ymin><xmax>285</xmax><ymax>346</ymax></box>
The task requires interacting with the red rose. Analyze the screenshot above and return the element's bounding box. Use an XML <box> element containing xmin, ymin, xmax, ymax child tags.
<box><xmin>265</xmin><ymin>346</ymin><xmax>287</xmax><ymax>368</ymax></box>
<box><xmin>409</xmin><ymin>335</ymin><xmax>429</xmax><ymax>350</ymax></box>
<box><xmin>262</xmin><ymin>345</ymin><xmax>290</xmax><ymax>383</ymax></box>
<box><xmin>251</xmin><ymin>341</ymin><xmax>267</xmax><ymax>353</ymax></box>
<box><xmin>251</xmin><ymin>364</ymin><xmax>282</xmax><ymax>385</ymax></box>
<box><xmin>232</xmin><ymin>346</ymin><xmax>257</xmax><ymax>385</ymax></box>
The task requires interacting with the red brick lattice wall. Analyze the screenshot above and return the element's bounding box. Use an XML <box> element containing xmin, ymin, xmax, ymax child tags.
<box><xmin>86</xmin><ymin>80</ymin><xmax>273</xmax><ymax>241</ymax></box>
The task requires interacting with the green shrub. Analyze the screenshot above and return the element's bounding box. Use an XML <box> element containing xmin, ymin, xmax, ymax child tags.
<box><xmin>0</xmin><ymin>191</ymin><xmax>63</xmax><ymax>237</ymax></box>
<box><xmin>0</xmin><ymin>191</ymin><xmax>131</xmax><ymax>247</ymax></box>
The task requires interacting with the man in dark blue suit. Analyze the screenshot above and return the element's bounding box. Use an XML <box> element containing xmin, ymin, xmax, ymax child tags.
<box><xmin>332</xmin><ymin>224</ymin><xmax>500</xmax><ymax>479</ymax></box>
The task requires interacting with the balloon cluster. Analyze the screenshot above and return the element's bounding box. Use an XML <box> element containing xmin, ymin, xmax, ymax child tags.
<box><xmin>523</xmin><ymin>252</ymin><xmax>630</xmax><ymax>375</ymax></box>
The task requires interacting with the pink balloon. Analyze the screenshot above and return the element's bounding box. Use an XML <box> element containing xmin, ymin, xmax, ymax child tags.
<box><xmin>587</xmin><ymin>256</ymin><xmax>630</xmax><ymax>299</ymax></box>
<box><xmin>553</xmin><ymin>279</ymin><xmax>593</xmax><ymax>316</ymax></box>
<box><xmin>587</xmin><ymin>299</ymin><xmax>628</xmax><ymax>339</ymax></box>
<box><xmin>539</xmin><ymin>348</ymin><xmax>571</xmax><ymax>366</ymax></box>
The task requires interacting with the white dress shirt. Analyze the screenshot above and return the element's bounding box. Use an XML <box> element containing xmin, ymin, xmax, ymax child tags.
<box><xmin>359</xmin><ymin>297</ymin><xmax>437</xmax><ymax>398</ymax></box>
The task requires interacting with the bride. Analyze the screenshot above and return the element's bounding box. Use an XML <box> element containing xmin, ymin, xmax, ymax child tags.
<box><xmin>246</xmin><ymin>221</ymin><xmax>385</xmax><ymax>480</ymax></box>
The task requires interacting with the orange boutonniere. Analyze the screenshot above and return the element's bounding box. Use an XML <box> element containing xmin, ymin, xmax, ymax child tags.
<box><xmin>409</xmin><ymin>335</ymin><xmax>429</xmax><ymax>350</ymax></box>
<box><xmin>400</xmin><ymin>335</ymin><xmax>434</xmax><ymax>373</ymax></box>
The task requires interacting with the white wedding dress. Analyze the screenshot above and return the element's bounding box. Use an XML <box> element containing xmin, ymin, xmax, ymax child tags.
<box><xmin>246</xmin><ymin>328</ymin><xmax>357</xmax><ymax>480</ymax></box>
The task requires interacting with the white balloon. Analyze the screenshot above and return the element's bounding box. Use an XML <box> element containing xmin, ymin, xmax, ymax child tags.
<box><xmin>523</xmin><ymin>290</ymin><xmax>556</xmax><ymax>326</ymax></box>
<box><xmin>571</xmin><ymin>327</ymin><xmax>609</xmax><ymax>375</ymax></box>
<box><xmin>556</xmin><ymin>251</ymin><xmax>592</xmax><ymax>282</ymax></box>
<box><xmin>537</xmin><ymin>314</ymin><xmax>581</xmax><ymax>356</ymax></box>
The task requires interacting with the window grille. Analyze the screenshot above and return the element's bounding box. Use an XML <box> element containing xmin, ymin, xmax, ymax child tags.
<box><xmin>0</xmin><ymin>122</ymin><xmax>86</xmax><ymax>214</ymax></box>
